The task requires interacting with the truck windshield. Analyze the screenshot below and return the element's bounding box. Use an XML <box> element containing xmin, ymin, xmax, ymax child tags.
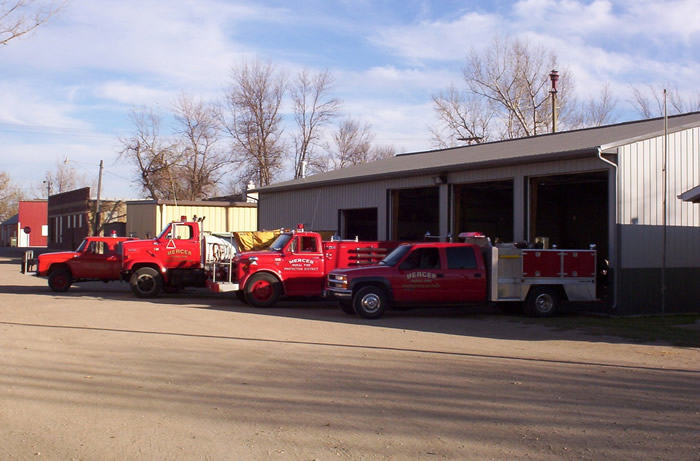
<box><xmin>76</xmin><ymin>239</ymin><xmax>89</xmax><ymax>252</ymax></box>
<box><xmin>156</xmin><ymin>225</ymin><xmax>172</xmax><ymax>240</ymax></box>
<box><xmin>269</xmin><ymin>233</ymin><xmax>293</xmax><ymax>251</ymax></box>
<box><xmin>379</xmin><ymin>245</ymin><xmax>412</xmax><ymax>266</ymax></box>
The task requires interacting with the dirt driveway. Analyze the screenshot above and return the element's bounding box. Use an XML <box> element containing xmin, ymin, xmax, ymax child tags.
<box><xmin>0</xmin><ymin>252</ymin><xmax>698</xmax><ymax>460</ymax></box>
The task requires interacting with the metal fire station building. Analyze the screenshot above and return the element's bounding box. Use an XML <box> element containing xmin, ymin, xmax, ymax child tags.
<box><xmin>253</xmin><ymin>112</ymin><xmax>700</xmax><ymax>315</ymax></box>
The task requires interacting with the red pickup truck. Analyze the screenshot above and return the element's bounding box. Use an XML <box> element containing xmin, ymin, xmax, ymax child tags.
<box><xmin>36</xmin><ymin>236</ymin><xmax>136</xmax><ymax>292</ymax></box>
<box><xmin>327</xmin><ymin>239</ymin><xmax>597</xmax><ymax>318</ymax></box>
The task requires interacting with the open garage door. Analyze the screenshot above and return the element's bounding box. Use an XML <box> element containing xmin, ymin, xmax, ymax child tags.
<box><xmin>339</xmin><ymin>208</ymin><xmax>378</xmax><ymax>240</ymax></box>
<box><xmin>453</xmin><ymin>180</ymin><xmax>514</xmax><ymax>243</ymax></box>
<box><xmin>529</xmin><ymin>171</ymin><xmax>609</xmax><ymax>298</ymax></box>
<box><xmin>391</xmin><ymin>187</ymin><xmax>439</xmax><ymax>241</ymax></box>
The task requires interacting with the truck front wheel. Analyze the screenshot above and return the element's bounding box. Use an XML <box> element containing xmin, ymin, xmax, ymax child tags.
<box><xmin>244</xmin><ymin>273</ymin><xmax>281</xmax><ymax>307</ymax></box>
<box><xmin>130</xmin><ymin>267</ymin><xmax>163</xmax><ymax>298</ymax></box>
<box><xmin>353</xmin><ymin>286</ymin><xmax>388</xmax><ymax>319</ymax></box>
<box><xmin>525</xmin><ymin>286</ymin><xmax>559</xmax><ymax>317</ymax></box>
<box><xmin>48</xmin><ymin>268</ymin><xmax>72</xmax><ymax>292</ymax></box>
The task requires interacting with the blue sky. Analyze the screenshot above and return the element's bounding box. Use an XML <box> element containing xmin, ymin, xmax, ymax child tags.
<box><xmin>1</xmin><ymin>0</ymin><xmax>699</xmax><ymax>198</ymax></box>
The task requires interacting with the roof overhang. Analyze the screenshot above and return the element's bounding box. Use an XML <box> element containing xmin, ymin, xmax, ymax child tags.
<box><xmin>679</xmin><ymin>184</ymin><xmax>700</xmax><ymax>203</ymax></box>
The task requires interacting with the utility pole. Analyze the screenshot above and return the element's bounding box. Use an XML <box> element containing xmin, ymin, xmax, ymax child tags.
<box><xmin>93</xmin><ymin>160</ymin><xmax>103</xmax><ymax>236</ymax></box>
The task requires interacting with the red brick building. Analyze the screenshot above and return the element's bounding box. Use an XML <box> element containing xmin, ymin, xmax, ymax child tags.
<box><xmin>48</xmin><ymin>187</ymin><xmax>126</xmax><ymax>250</ymax></box>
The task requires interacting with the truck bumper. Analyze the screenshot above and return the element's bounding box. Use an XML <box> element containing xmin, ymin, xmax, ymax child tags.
<box><xmin>206</xmin><ymin>280</ymin><xmax>240</xmax><ymax>293</ymax></box>
<box><xmin>326</xmin><ymin>287</ymin><xmax>352</xmax><ymax>299</ymax></box>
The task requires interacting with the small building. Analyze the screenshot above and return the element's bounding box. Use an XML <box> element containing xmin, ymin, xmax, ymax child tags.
<box><xmin>0</xmin><ymin>200</ymin><xmax>48</xmax><ymax>247</ymax></box>
<box><xmin>253</xmin><ymin>112</ymin><xmax>700</xmax><ymax>315</ymax></box>
<box><xmin>125</xmin><ymin>199</ymin><xmax>258</xmax><ymax>239</ymax></box>
<box><xmin>48</xmin><ymin>187</ymin><xmax>127</xmax><ymax>250</ymax></box>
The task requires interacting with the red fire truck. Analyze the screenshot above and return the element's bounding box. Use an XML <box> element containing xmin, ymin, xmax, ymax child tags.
<box><xmin>327</xmin><ymin>233</ymin><xmax>597</xmax><ymax>318</ymax></box>
<box><xmin>206</xmin><ymin>225</ymin><xmax>399</xmax><ymax>307</ymax></box>
<box><xmin>122</xmin><ymin>219</ymin><xmax>397</xmax><ymax>305</ymax></box>
<box><xmin>121</xmin><ymin>218</ymin><xmax>239</xmax><ymax>297</ymax></box>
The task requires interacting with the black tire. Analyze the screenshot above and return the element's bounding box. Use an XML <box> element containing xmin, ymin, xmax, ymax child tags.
<box><xmin>48</xmin><ymin>268</ymin><xmax>72</xmax><ymax>292</ymax></box>
<box><xmin>499</xmin><ymin>302</ymin><xmax>524</xmax><ymax>315</ymax></box>
<box><xmin>162</xmin><ymin>284</ymin><xmax>180</xmax><ymax>294</ymax></box>
<box><xmin>244</xmin><ymin>273</ymin><xmax>281</xmax><ymax>307</ymax></box>
<box><xmin>338</xmin><ymin>300</ymin><xmax>355</xmax><ymax>315</ymax></box>
<box><xmin>525</xmin><ymin>286</ymin><xmax>559</xmax><ymax>317</ymax></box>
<box><xmin>353</xmin><ymin>286</ymin><xmax>388</xmax><ymax>319</ymax></box>
<box><xmin>235</xmin><ymin>290</ymin><xmax>249</xmax><ymax>305</ymax></box>
<box><xmin>130</xmin><ymin>267</ymin><xmax>163</xmax><ymax>298</ymax></box>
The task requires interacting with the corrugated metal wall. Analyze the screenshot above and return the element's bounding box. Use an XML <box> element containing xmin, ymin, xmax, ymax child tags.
<box><xmin>127</xmin><ymin>203</ymin><xmax>257</xmax><ymax>238</ymax></box>
<box><xmin>618</xmin><ymin>127</ymin><xmax>700</xmax><ymax>268</ymax></box>
<box><xmin>126</xmin><ymin>203</ymin><xmax>157</xmax><ymax>238</ymax></box>
<box><xmin>258</xmin><ymin>156</ymin><xmax>610</xmax><ymax>240</ymax></box>
<box><xmin>619</xmin><ymin>127</ymin><xmax>700</xmax><ymax>227</ymax></box>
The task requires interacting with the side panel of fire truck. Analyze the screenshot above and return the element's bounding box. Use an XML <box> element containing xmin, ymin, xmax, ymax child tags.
<box><xmin>487</xmin><ymin>246</ymin><xmax>596</xmax><ymax>315</ymax></box>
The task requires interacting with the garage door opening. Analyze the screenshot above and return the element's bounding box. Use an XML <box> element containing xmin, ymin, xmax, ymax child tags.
<box><xmin>529</xmin><ymin>171</ymin><xmax>609</xmax><ymax>298</ymax></box>
<box><xmin>391</xmin><ymin>187</ymin><xmax>439</xmax><ymax>241</ymax></box>
<box><xmin>454</xmin><ymin>180</ymin><xmax>514</xmax><ymax>243</ymax></box>
<box><xmin>339</xmin><ymin>208</ymin><xmax>378</xmax><ymax>240</ymax></box>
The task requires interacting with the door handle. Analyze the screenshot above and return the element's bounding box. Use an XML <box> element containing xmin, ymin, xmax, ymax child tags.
<box><xmin>437</xmin><ymin>273</ymin><xmax>444</xmax><ymax>278</ymax></box>
<box><xmin>473</xmin><ymin>273</ymin><xmax>482</xmax><ymax>278</ymax></box>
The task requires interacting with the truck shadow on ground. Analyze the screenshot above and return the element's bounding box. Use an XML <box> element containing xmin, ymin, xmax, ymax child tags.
<box><xmin>0</xmin><ymin>279</ymin><xmax>659</xmax><ymax>348</ymax></box>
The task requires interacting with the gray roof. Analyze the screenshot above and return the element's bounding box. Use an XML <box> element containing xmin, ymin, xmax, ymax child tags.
<box><xmin>1</xmin><ymin>214</ymin><xmax>19</xmax><ymax>226</ymax></box>
<box><xmin>256</xmin><ymin>112</ymin><xmax>700</xmax><ymax>193</ymax></box>
<box><xmin>126</xmin><ymin>199</ymin><xmax>256</xmax><ymax>207</ymax></box>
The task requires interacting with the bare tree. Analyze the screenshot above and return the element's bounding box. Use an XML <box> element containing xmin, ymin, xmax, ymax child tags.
<box><xmin>579</xmin><ymin>83</ymin><xmax>618</xmax><ymax>127</ymax></box>
<box><xmin>40</xmin><ymin>159</ymin><xmax>91</xmax><ymax>197</ymax></box>
<box><xmin>430</xmin><ymin>84</ymin><xmax>492</xmax><ymax>148</ymax></box>
<box><xmin>1</xmin><ymin>0</ymin><xmax>63</xmax><ymax>46</ymax></box>
<box><xmin>464</xmin><ymin>36</ymin><xmax>581</xmax><ymax>138</ymax></box>
<box><xmin>631</xmin><ymin>83</ymin><xmax>700</xmax><ymax>118</ymax></box>
<box><xmin>0</xmin><ymin>170</ymin><xmax>25</xmax><ymax>222</ymax></box>
<box><xmin>119</xmin><ymin>107</ymin><xmax>182</xmax><ymax>200</ymax></box>
<box><xmin>370</xmin><ymin>144</ymin><xmax>395</xmax><ymax>162</ymax></box>
<box><xmin>324</xmin><ymin>118</ymin><xmax>375</xmax><ymax>170</ymax></box>
<box><xmin>291</xmin><ymin>68</ymin><xmax>342</xmax><ymax>178</ymax></box>
<box><xmin>221</xmin><ymin>59</ymin><xmax>287</xmax><ymax>187</ymax></box>
<box><xmin>172</xmin><ymin>93</ymin><xmax>229</xmax><ymax>200</ymax></box>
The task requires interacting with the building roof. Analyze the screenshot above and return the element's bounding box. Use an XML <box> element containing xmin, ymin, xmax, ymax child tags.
<box><xmin>679</xmin><ymin>184</ymin><xmax>700</xmax><ymax>203</ymax></box>
<box><xmin>1</xmin><ymin>214</ymin><xmax>19</xmax><ymax>226</ymax></box>
<box><xmin>126</xmin><ymin>199</ymin><xmax>256</xmax><ymax>207</ymax></box>
<box><xmin>255</xmin><ymin>111</ymin><xmax>700</xmax><ymax>193</ymax></box>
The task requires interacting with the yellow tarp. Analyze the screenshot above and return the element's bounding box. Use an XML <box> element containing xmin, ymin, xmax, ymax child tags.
<box><xmin>234</xmin><ymin>230</ymin><xmax>281</xmax><ymax>252</ymax></box>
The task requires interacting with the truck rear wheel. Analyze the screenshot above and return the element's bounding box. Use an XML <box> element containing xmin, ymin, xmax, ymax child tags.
<box><xmin>48</xmin><ymin>268</ymin><xmax>72</xmax><ymax>292</ymax></box>
<box><xmin>353</xmin><ymin>286</ymin><xmax>387</xmax><ymax>319</ymax></box>
<box><xmin>130</xmin><ymin>267</ymin><xmax>163</xmax><ymax>298</ymax></box>
<box><xmin>525</xmin><ymin>286</ymin><xmax>559</xmax><ymax>317</ymax></box>
<box><xmin>245</xmin><ymin>273</ymin><xmax>281</xmax><ymax>307</ymax></box>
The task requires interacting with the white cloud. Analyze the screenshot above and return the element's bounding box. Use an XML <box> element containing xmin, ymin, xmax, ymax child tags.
<box><xmin>370</xmin><ymin>12</ymin><xmax>501</xmax><ymax>61</ymax></box>
<box><xmin>95</xmin><ymin>81</ymin><xmax>175</xmax><ymax>106</ymax></box>
<box><xmin>0</xmin><ymin>81</ymin><xmax>90</xmax><ymax>128</ymax></box>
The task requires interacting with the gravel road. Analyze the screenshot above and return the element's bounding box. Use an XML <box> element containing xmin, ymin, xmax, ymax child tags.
<box><xmin>0</xmin><ymin>252</ymin><xmax>698</xmax><ymax>460</ymax></box>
